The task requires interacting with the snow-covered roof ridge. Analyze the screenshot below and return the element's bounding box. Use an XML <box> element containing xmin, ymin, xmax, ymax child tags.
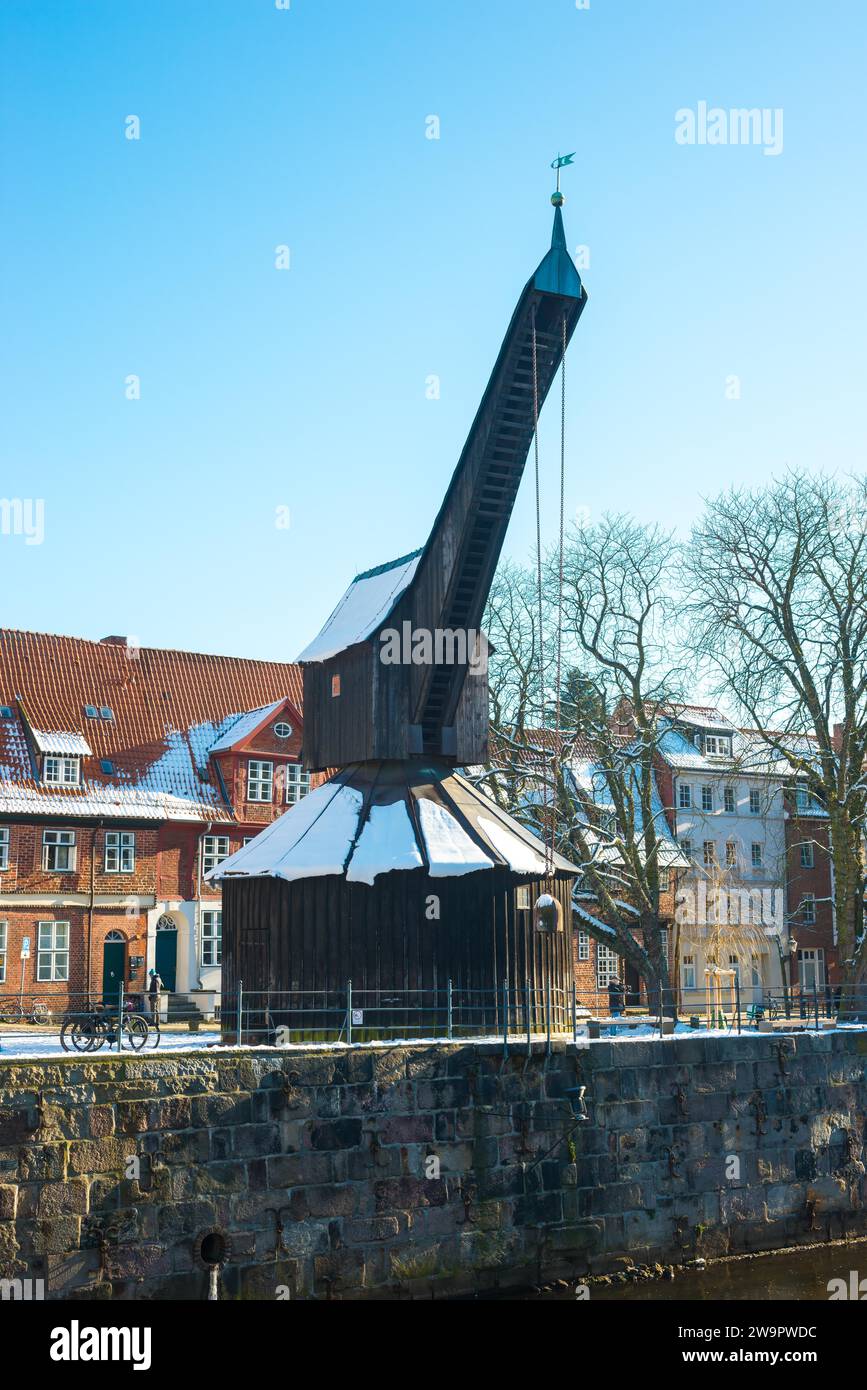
<box><xmin>207</xmin><ymin>700</ymin><xmax>286</xmax><ymax>755</ymax></box>
<box><xmin>30</xmin><ymin>729</ymin><xmax>93</xmax><ymax>757</ymax></box>
<box><xmin>209</xmin><ymin>759</ymin><xmax>580</xmax><ymax>886</ymax></box>
<box><xmin>297</xmin><ymin>550</ymin><xmax>422</xmax><ymax>663</ymax></box>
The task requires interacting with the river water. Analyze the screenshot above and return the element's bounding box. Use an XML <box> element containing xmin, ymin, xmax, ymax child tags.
<box><xmin>528</xmin><ymin>1242</ymin><xmax>867</xmax><ymax>1301</ymax></box>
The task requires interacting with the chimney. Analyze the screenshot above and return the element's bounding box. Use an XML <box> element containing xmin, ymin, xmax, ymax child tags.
<box><xmin>100</xmin><ymin>635</ymin><xmax>128</xmax><ymax>645</ymax></box>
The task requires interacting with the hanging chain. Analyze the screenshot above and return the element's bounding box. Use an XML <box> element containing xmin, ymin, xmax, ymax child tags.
<box><xmin>531</xmin><ymin>308</ymin><xmax>552</xmax><ymax>874</ymax></box>
<box><xmin>530</xmin><ymin>311</ymin><xmax>547</xmax><ymax>852</ymax></box>
<box><xmin>551</xmin><ymin>312</ymin><xmax>568</xmax><ymax>873</ymax></box>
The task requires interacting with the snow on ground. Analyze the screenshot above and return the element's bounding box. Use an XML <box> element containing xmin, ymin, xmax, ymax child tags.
<box><xmin>3</xmin><ymin>1021</ymin><xmax>866</xmax><ymax>1061</ymax></box>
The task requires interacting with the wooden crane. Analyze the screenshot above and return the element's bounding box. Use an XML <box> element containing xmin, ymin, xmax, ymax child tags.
<box><xmin>299</xmin><ymin>197</ymin><xmax>587</xmax><ymax>770</ymax></box>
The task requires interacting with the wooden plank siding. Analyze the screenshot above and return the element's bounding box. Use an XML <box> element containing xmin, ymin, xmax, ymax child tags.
<box><xmin>222</xmin><ymin>868</ymin><xmax>573</xmax><ymax>1040</ymax></box>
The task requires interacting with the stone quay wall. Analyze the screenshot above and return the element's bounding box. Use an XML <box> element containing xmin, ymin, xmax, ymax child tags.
<box><xmin>1</xmin><ymin>1030</ymin><xmax>866</xmax><ymax>1300</ymax></box>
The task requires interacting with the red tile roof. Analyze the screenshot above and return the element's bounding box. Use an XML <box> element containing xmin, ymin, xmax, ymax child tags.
<box><xmin>0</xmin><ymin>629</ymin><xmax>303</xmax><ymax>822</ymax></box>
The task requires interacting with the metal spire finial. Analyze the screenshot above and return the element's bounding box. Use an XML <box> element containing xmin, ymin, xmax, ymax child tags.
<box><xmin>550</xmin><ymin>152</ymin><xmax>575</xmax><ymax>206</ymax></box>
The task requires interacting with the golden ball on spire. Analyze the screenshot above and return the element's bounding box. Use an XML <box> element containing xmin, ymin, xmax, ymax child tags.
<box><xmin>551</xmin><ymin>190</ymin><xmax>565</xmax><ymax>207</ymax></box>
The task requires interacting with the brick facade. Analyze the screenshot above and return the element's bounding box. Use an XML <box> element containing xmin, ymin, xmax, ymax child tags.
<box><xmin>0</xmin><ymin>630</ymin><xmax>315</xmax><ymax>1008</ymax></box>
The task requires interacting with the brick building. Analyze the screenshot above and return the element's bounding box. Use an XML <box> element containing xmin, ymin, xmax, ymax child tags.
<box><xmin>783</xmin><ymin>780</ymin><xmax>838</xmax><ymax>994</ymax></box>
<box><xmin>0</xmin><ymin>630</ymin><xmax>313</xmax><ymax>1012</ymax></box>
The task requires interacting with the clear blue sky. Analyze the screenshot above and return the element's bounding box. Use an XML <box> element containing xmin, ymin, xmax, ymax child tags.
<box><xmin>1</xmin><ymin>0</ymin><xmax>864</xmax><ymax>662</ymax></box>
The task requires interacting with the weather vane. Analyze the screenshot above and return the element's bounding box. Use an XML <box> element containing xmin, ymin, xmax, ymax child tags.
<box><xmin>550</xmin><ymin>152</ymin><xmax>575</xmax><ymax>206</ymax></box>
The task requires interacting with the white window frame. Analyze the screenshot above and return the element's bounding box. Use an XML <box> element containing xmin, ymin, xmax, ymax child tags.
<box><xmin>725</xmin><ymin>840</ymin><xmax>738</xmax><ymax>867</ymax></box>
<box><xmin>701</xmin><ymin>785</ymin><xmax>713</xmax><ymax>812</ymax></box>
<box><xmin>658</xmin><ymin>866</ymin><xmax>671</xmax><ymax>892</ymax></box>
<box><xmin>798</xmin><ymin>946</ymin><xmax>825</xmax><ymax>989</ymax></box>
<box><xmin>274</xmin><ymin>721</ymin><xmax>292</xmax><ymax>739</ymax></box>
<box><xmin>105</xmin><ymin>831</ymin><xmax>135</xmax><ymax>874</ymax></box>
<box><xmin>201</xmin><ymin>909</ymin><xmax>222</xmax><ymax>967</ymax></box>
<box><xmin>682</xmin><ymin>954</ymin><xmax>696</xmax><ymax>991</ymax></box>
<box><xmin>703</xmin><ymin>840</ymin><xmax>716</xmax><ymax>866</ymax></box>
<box><xmin>660</xmin><ymin>927</ymin><xmax>669</xmax><ymax>966</ymax></box>
<box><xmin>285</xmin><ymin>763</ymin><xmax>311</xmax><ymax>805</ymax></box>
<box><xmin>749</xmin><ymin>789</ymin><xmax>762</xmax><ymax>815</ymax></box>
<box><xmin>0</xmin><ymin>827</ymin><xmax>8</xmax><ymax>871</ymax></box>
<box><xmin>247</xmin><ymin>759</ymin><xmax>274</xmax><ymax>803</ymax></box>
<box><xmin>801</xmin><ymin>893</ymin><xmax>816</xmax><ymax>925</ymax></box>
<box><xmin>678</xmin><ymin>784</ymin><xmax>692</xmax><ymax>809</ymax></box>
<box><xmin>800</xmin><ymin>842</ymin><xmax>814</xmax><ymax>868</ymax></box>
<box><xmin>576</xmin><ymin>929</ymin><xmax>590</xmax><ymax>962</ymax></box>
<box><xmin>42</xmin><ymin>829</ymin><xmax>76</xmax><ymax>872</ymax></box>
<box><xmin>0</xmin><ymin>920</ymin><xmax>6</xmax><ymax>983</ymax></box>
<box><xmin>596</xmin><ymin>943</ymin><xmax>620</xmax><ymax>990</ymax></box>
<box><xmin>751</xmin><ymin>842</ymin><xmax>763</xmax><ymax>868</ymax></box>
<box><xmin>679</xmin><ymin>838</ymin><xmax>692</xmax><ymax>861</ymax></box>
<box><xmin>37</xmin><ymin>920</ymin><xmax>69</xmax><ymax>981</ymax></box>
<box><xmin>201</xmin><ymin>835</ymin><xmax>231</xmax><ymax>876</ymax></box>
<box><xmin>44</xmin><ymin>755</ymin><xmax>80</xmax><ymax>786</ymax></box>
<box><xmin>723</xmin><ymin>787</ymin><xmax>735</xmax><ymax>813</ymax></box>
<box><xmin>704</xmin><ymin>734</ymin><xmax>731</xmax><ymax>757</ymax></box>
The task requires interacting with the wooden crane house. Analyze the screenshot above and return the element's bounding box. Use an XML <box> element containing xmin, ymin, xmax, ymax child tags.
<box><xmin>213</xmin><ymin>177</ymin><xmax>588</xmax><ymax>1036</ymax></box>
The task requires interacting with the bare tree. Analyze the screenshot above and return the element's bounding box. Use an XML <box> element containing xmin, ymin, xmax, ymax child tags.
<box><xmin>478</xmin><ymin>560</ymin><xmax>548</xmax><ymax>820</ymax></box>
<box><xmin>687</xmin><ymin>473</ymin><xmax>867</xmax><ymax>989</ymax></box>
<box><xmin>549</xmin><ymin>516</ymin><xmax>690</xmax><ymax>1010</ymax></box>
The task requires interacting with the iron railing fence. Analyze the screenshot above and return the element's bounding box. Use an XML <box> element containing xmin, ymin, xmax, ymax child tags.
<box><xmin>3</xmin><ymin>981</ymin><xmax>867</xmax><ymax>1053</ymax></box>
<box><xmin>0</xmin><ymin>987</ymin><xmax>162</xmax><ymax>1052</ymax></box>
<box><xmin>227</xmin><ymin>981</ymin><xmax>579</xmax><ymax>1052</ymax></box>
<box><xmin>223</xmin><ymin>979</ymin><xmax>867</xmax><ymax>1048</ymax></box>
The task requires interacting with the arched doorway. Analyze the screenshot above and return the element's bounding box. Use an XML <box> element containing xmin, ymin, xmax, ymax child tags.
<box><xmin>102</xmin><ymin>930</ymin><xmax>126</xmax><ymax>1004</ymax></box>
<box><xmin>155</xmin><ymin>915</ymin><xmax>178</xmax><ymax>991</ymax></box>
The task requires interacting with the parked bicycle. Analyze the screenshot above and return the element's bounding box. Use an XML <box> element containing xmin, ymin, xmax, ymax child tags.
<box><xmin>0</xmin><ymin>997</ymin><xmax>52</xmax><ymax>1024</ymax></box>
<box><xmin>59</xmin><ymin>1000</ymin><xmax>151</xmax><ymax>1053</ymax></box>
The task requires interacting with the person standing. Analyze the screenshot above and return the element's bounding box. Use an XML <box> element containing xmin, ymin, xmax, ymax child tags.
<box><xmin>608</xmin><ymin>974</ymin><xmax>624</xmax><ymax>1018</ymax></box>
<box><xmin>148</xmin><ymin>969</ymin><xmax>163</xmax><ymax>1020</ymax></box>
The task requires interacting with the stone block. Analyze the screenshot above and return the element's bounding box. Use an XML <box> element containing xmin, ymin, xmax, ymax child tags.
<box><xmin>310</xmin><ymin>1118</ymin><xmax>363</xmax><ymax>1151</ymax></box>
<box><xmin>68</xmin><ymin>1138</ymin><xmax>137</xmax><ymax>1175</ymax></box>
<box><xmin>37</xmin><ymin>1181</ymin><xmax>89</xmax><ymax>1218</ymax></box>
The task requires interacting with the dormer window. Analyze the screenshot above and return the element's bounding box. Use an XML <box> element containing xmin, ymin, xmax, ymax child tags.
<box><xmin>44</xmin><ymin>755</ymin><xmax>80</xmax><ymax>786</ymax></box>
<box><xmin>703</xmin><ymin>734</ymin><xmax>731</xmax><ymax>758</ymax></box>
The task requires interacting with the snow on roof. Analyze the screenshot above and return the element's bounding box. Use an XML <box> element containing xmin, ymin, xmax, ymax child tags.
<box><xmin>31</xmin><ymin>730</ymin><xmax>92</xmax><ymax>756</ymax></box>
<box><xmin>477</xmin><ymin>815</ymin><xmax>546</xmax><ymax>875</ymax></box>
<box><xmin>297</xmin><ymin>551</ymin><xmax>422</xmax><ymax>663</ymax></box>
<box><xmin>0</xmin><ymin>628</ymin><xmax>303</xmax><ymax>822</ymax></box>
<box><xmin>417</xmin><ymin>799</ymin><xmax>494</xmax><ymax>877</ymax></box>
<box><xmin>207</xmin><ymin>701</ymin><xmax>284</xmax><ymax>754</ymax></box>
<box><xmin>210</xmin><ymin>762</ymin><xmax>579</xmax><ymax>885</ymax></box>
<box><xmin>670</xmin><ymin>706</ymin><xmax>736</xmax><ymax>732</ymax></box>
<box><xmin>346</xmin><ymin>800</ymin><xmax>424</xmax><ymax>885</ymax></box>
